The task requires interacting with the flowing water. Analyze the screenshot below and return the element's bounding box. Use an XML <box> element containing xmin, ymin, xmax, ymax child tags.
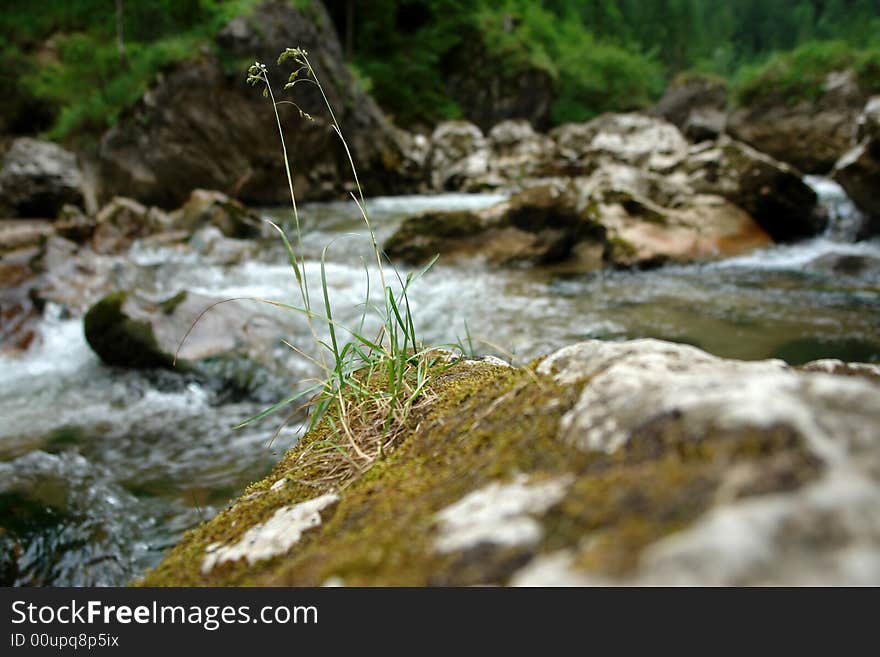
<box><xmin>1</xmin><ymin>180</ymin><xmax>878</xmax><ymax>586</ymax></box>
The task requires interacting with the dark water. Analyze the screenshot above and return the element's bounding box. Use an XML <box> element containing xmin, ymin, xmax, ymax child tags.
<box><xmin>0</xmin><ymin>180</ymin><xmax>877</xmax><ymax>585</ymax></box>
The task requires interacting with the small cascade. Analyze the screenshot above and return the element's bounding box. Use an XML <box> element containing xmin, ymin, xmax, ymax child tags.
<box><xmin>804</xmin><ymin>175</ymin><xmax>868</xmax><ymax>242</ymax></box>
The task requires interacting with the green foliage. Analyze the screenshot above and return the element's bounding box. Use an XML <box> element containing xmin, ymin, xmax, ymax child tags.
<box><xmin>23</xmin><ymin>32</ymin><xmax>201</xmax><ymax>140</ymax></box>
<box><xmin>1</xmin><ymin>0</ymin><xmax>267</xmax><ymax>141</ymax></box>
<box><xmin>322</xmin><ymin>0</ymin><xmax>880</xmax><ymax>125</ymax></box>
<box><xmin>733</xmin><ymin>40</ymin><xmax>880</xmax><ymax>107</ymax></box>
<box><xmin>2</xmin><ymin>0</ymin><xmax>880</xmax><ymax>138</ymax></box>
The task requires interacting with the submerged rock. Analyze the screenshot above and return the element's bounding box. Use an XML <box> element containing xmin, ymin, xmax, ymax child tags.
<box><xmin>142</xmin><ymin>339</ymin><xmax>880</xmax><ymax>586</ymax></box>
<box><xmin>0</xmin><ymin>138</ymin><xmax>85</xmax><ymax>218</ymax></box>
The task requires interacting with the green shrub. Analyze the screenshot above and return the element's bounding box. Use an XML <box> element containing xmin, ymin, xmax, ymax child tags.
<box><xmin>733</xmin><ymin>40</ymin><xmax>880</xmax><ymax>107</ymax></box>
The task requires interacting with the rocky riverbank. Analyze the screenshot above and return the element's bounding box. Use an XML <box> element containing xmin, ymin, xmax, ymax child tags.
<box><xmin>140</xmin><ymin>339</ymin><xmax>880</xmax><ymax>586</ymax></box>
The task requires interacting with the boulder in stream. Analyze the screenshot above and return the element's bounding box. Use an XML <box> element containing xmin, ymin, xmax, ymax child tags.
<box><xmin>169</xmin><ymin>189</ymin><xmax>263</xmax><ymax>239</ymax></box>
<box><xmin>681</xmin><ymin>136</ymin><xmax>827</xmax><ymax>242</ymax></box>
<box><xmin>83</xmin><ymin>290</ymin><xmax>283</xmax><ymax>370</ymax></box>
<box><xmin>385</xmin><ymin>166</ymin><xmax>771</xmax><ymax>271</ymax></box>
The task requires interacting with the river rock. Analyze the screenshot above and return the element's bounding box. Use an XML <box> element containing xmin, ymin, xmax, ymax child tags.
<box><xmin>0</xmin><ymin>138</ymin><xmax>85</xmax><ymax>217</ymax></box>
<box><xmin>427</xmin><ymin>121</ymin><xmax>490</xmax><ymax>191</ymax></box>
<box><xmin>728</xmin><ymin>69</ymin><xmax>868</xmax><ymax>173</ymax></box>
<box><xmin>91</xmin><ymin>197</ymin><xmax>170</xmax><ymax>254</ymax></box>
<box><xmin>550</xmin><ymin>113</ymin><xmax>689</xmax><ymax>175</ymax></box>
<box><xmin>832</xmin><ymin>97</ymin><xmax>880</xmax><ymax>238</ymax></box>
<box><xmin>142</xmin><ymin>338</ymin><xmax>880</xmax><ymax>586</ymax></box>
<box><xmin>681</xmin><ymin>136</ymin><xmax>827</xmax><ymax>241</ymax></box>
<box><xmin>0</xmin><ymin>219</ymin><xmax>53</xmax><ymax>254</ymax></box>
<box><xmin>386</xmin><ymin>166</ymin><xmax>771</xmax><ymax>270</ymax></box>
<box><xmin>486</xmin><ymin>120</ymin><xmax>555</xmax><ymax>183</ymax></box>
<box><xmin>169</xmin><ymin>189</ymin><xmax>262</xmax><ymax>238</ymax></box>
<box><xmin>83</xmin><ymin>290</ymin><xmax>285</xmax><ymax>370</ymax></box>
<box><xmin>653</xmin><ymin>74</ymin><xmax>728</xmax><ymax>142</ymax></box>
<box><xmin>97</xmin><ymin>0</ymin><xmax>409</xmax><ymax>208</ymax></box>
<box><xmin>807</xmin><ymin>252</ymin><xmax>880</xmax><ymax>278</ymax></box>
<box><xmin>54</xmin><ymin>204</ymin><xmax>96</xmax><ymax>243</ymax></box>
<box><xmin>0</xmin><ymin>247</ymin><xmax>42</xmax><ymax>351</ymax></box>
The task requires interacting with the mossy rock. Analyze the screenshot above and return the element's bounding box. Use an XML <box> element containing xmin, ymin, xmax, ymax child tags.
<box><xmin>140</xmin><ymin>340</ymin><xmax>880</xmax><ymax>586</ymax></box>
<box><xmin>383</xmin><ymin>210</ymin><xmax>483</xmax><ymax>264</ymax></box>
<box><xmin>83</xmin><ymin>292</ymin><xmax>175</xmax><ymax>369</ymax></box>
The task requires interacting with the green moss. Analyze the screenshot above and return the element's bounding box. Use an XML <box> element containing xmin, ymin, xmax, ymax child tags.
<box><xmin>140</xmin><ymin>353</ymin><xmax>823</xmax><ymax>587</ymax></box>
<box><xmin>159</xmin><ymin>291</ymin><xmax>188</xmax><ymax>315</ymax></box>
<box><xmin>383</xmin><ymin>211</ymin><xmax>483</xmax><ymax>264</ymax></box>
<box><xmin>83</xmin><ymin>291</ymin><xmax>175</xmax><ymax>369</ymax></box>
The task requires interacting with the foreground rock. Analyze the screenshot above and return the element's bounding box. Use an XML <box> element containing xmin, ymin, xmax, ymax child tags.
<box><xmin>0</xmin><ymin>138</ymin><xmax>84</xmax><ymax>217</ymax></box>
<box><xmin>729</xmin><ymin>69</ymin><xmax>869</xmax><ymax>173</ymax></box>
<box><xmin>833</xmin><ymin>97</ymin><xmax>880</xmax><ymax>238</ymax></box>
<box><xmin>385</xmin><ymin>171</ymin><xmax>771</xmax><ymax>271</ymax></box>
<box><xmin>97</xmin><ymin>0</ymin><xmax>411</xmax><ymax>207</ymax></box>
<box><xmin>142</xmin><ymin>339</ymin><xmax>880</xmax><ymax>585</ymax></box>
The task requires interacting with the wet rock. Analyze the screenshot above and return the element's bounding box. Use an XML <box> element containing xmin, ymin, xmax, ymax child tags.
<box><xmin>31</xmin><ymin>235</ymin><xmax>116</xmax><ymax>316</ymax></box>
<box><xmin>729</xmin><ymin>69</ymin><xmax>868</xmax><ymax>173</ymax></box>
<box><xmin>83</xmin><ymin>289</ymin><xmax>284</xmax><ymax>370</ymax></box>
<box><xmin>386</xmin><ymin>167</ymin><xmax>770</xmax><ymax>270</ymax></box>
<box><xmin>807</xmin><ymin>252</ymin><xmax>880</xmax><ymax>278</ymax></box>
<box><xmin>169</xmin><ymin>189</ymin><xmax>262</xmax><ymax>239</ymax></box>
<box><xmin>0</xmin><ymin>219</ymin><xmax>53</xmax><ymax>253</ymax></box>
<box><xmin>98</xmin><ymin>0</ymin><xmax>409</xmax><ymax>207</ymax></box>
<box><xmin>386</xmin><ymin>184</ymin><xmax>607</xmax><ymax>270</ymax></box>
<box><xmin>485</xmin><ymin>120</ymin><xmax>555</xmax><ymax>183</ymax></box>
<box><xmin>54</xmin><ymin>204</ymin><xmax>96</xmax><ymax>243</ymax></box>
<box><xmin>800</xmin><ymin>358</ymin><xmax>880</xmax><ymax>384</ymax></box>
<box><xmin>0</xmin><ymin>247</ymin><xmax>42</xmax><ymax>352</ymax></box>
<box><xmin>653</xmin><ymin>74</ymin><xmax>728</xmax><ymax>142</ymax></box>
<box><xmin>394</xmin><ymin>129</ymin><xmax>431</xmax><ymax>190</ymax></box>
<box><xmin>188</xmin><ymin>225</ymin><xmax>257</xmax><ymax>265</ymax></box>
<box><xmin>0</xmin><ymin>138</ymin><xmax>84</xmax><ymax>217</ymax></box>
<box><xmin>832</xmin><ymin>97</ymin><xmax>880</xmax><ymax>238</ymax></box>
<box><xmin>0</xmin><ymin>450</ymin><xmax>144</xmax><ymax>586</ymax></box>
<box><xmin>145</xmin><ymin>339</ymin><xmax>880</xmax><ymax>586</ymax></box>
<box><xmin>550</xmin><ymin>113</ymin><xmax>689</xmax><ymax>175</ymax></box>
<box><xmin>682</xmin><ymin>136</ymin><xmax>827</xmax><ymax>241</ymax></box>
<box><xmin>428</xmin><ymin>121</ymin><xmax>490</xmax><ymax>191</ymax></box>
